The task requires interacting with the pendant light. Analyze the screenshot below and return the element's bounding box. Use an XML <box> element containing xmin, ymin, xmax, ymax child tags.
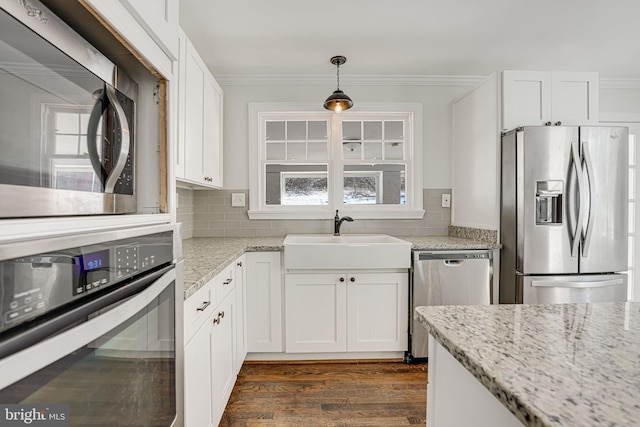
<box><xmin>323</xmin><ymin>56</ymin><xmax>353</xmax><ymax>112</ymax></box>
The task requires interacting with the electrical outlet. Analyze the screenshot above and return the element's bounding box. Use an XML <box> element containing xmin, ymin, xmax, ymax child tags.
<box><xmin>231</xmin><ymin>193</ymin><xmax>246</xmax><ymax>207</ymax></box>
<box><xmin>442</xmin><ymin>193</ymin><xmax>451</xmax><ymax>208</ymax></box>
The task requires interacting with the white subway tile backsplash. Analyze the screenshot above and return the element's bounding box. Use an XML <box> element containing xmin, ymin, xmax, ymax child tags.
<box><xmin>178</xmin><ymin>188</ymin><xmax>451</xmax><ymax>238</ymax></box>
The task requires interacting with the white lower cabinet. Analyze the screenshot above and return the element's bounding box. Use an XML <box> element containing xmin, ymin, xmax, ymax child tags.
<box><xmin>184</xmin><ymin>257</ymin><xmax>245</xmax><ymax>427</ymax></box>
<box><xmin>285</xmin><ymin>272</ymin><xmax>408</xmax><ymax>353</ymax></box>
<box><xmin>245</xmin><ymin>252</ymin><xmax>283</xmax><ymax>352</ymax></box>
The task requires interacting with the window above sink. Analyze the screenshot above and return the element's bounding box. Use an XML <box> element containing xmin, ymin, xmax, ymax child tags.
<box><xmin>248</xmin><ymin>102</ymin><xmax>424</xmax><ymax>220</ymax></box>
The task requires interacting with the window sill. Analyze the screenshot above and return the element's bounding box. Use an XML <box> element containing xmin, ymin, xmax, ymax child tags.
<box><xmin>247</xmin><ymin>209</ymin><xmax>425</xmax><ymax>220</ymax></box>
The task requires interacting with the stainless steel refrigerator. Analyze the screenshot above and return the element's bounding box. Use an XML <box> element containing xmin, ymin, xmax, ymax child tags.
<box><xmin>500</xmin><ymin>126</ymin><xmax>629</xmax><ymax>304</ymax></box>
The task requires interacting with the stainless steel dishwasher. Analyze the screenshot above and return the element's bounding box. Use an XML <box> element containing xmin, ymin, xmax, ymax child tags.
<box><xmin>408</xmin><ymin>250</ymin><xmax>492</xmax><ymax>361</ymax></box>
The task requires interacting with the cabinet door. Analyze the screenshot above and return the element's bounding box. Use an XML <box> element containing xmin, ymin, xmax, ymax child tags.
<box><xmin>184</xmin><ymin>319</ymin><xmax>214</xmax><ymax>427</ymax></box>
<box><xmin>234</xmin><ymin>255</ymin><xmax>247</xmax><ymax>372</ymax></box>
<box><xmin>184</xmin><ymin>38</ymin><xmax>206</xmax><ymax>184</ymax></box>
<box><xmin>245</xmin><ymin>252</ymin><xmax>283</xmax><ymax>352</ymax></box>
<box><xmin>502</xmin><ymin>70</ymin><xmax>552</xmax><ymax>129</ymax></box>
<box><xmin>175</xmin><ymin>29</ymin><xmax>187</xmax><ymax>180</ymax></box>
<box><xmin>203</xmin><ymin>74</ymin><xmax>223</xmax><ymax>188</ymax></box>
<box><xmin>119</xmin><ymin>0</ymin><xmax>179</xmax><ymax>59</ymax></box>
<box><xmin>347</xmin><ymin>273</ymin><xmax>408</xmax><ymax>352</ymax></box>
<box><xmin>285</xmin><ymin>273</ymin><xmax>347</xmax><ymax>353</ymax></box>
<box><xmin>211</xmin><ymin>291</ymin><xmax>236</xmax><ymax>426</ymax></box>
<box><xmin>551</xmin><ymin>71</ymin><xmax>599</xmax><ymax>125</ymax></box>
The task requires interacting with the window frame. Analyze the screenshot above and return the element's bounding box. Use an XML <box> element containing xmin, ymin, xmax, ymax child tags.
<box><xmin>248</xmin><ymin>102</ymin><xmax>424</xmax><ymax>220</ymax></box>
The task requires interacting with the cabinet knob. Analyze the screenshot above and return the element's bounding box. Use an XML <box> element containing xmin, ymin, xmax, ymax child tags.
<box><xmin>213</xmin><ymin>317</ymin><xmax>220</xmax><ymax>325</ymax></box>
<box><xmin>350</xmin><ymin>277</ymin><xmax>355</xmax><ymax>282</ymax></box>
<box><xmin>339</xmin><ymin>277</ymin><xmax>345</xmax><ymax>282</ymax></box>
<box><xmin>554</xmin><ymin>121</ymin><xmax>562</xmax><ymax>126</ymax></box>
<box><xmin>219</xmin><ymin>311</ymin><xmax>225</xmax><ymax>319</ymax></box>
<box><xmin>544</xmin><ymin>121</ymin><xmax>552</xmax><ymax>126</ymax></box>
<box><xmin>237</xmin><ymin>261</ymin><xmax>243</xmax><ymax>267</ymax></box>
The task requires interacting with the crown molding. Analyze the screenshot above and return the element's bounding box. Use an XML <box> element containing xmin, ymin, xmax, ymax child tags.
<box><xmin>215</xmin><ymin>74</ymin><xmax>488</xmax><ymax>87</ymax></box>
<box><xmin>599</xmin><ymin>78</ymin><xmax>640</xmax><ymax>89</ymax></box>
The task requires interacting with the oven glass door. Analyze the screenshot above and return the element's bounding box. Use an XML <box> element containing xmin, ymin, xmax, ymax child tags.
<box><xmin>0</xmin><ymin>270</ymin><xmax>176</xmax><ymax>426</ymax></box>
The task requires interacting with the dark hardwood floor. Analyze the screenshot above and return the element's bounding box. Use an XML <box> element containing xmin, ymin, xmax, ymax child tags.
<box><xmin>220</xmin><ymin>360</ymin><xmax>428</xmax><ymax>426</ymax></box>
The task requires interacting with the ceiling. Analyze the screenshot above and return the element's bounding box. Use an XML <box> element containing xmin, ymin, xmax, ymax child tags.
<box><xmin>179</xmin><ymin>0</ymin><xmax>640</xmax><ymax>80</ymax></box>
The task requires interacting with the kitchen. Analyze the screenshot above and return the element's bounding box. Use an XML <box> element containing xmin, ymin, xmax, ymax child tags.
<box><xmin>0</xmin><ymin>0</ymin><xmax>639</xmax><ymax>426</ymax></box>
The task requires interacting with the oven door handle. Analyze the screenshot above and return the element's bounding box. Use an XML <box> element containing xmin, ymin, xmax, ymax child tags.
<box><xmin>0</xmin><ymin>264</ymin><xmax>174</xmax><ymax>364</ymax></box>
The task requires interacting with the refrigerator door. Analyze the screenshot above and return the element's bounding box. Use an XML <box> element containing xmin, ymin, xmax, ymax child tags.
<box><xmin>520</xmin><ymin>274</ymin><xmax>627</xmax><ymax>304</ymax></box>
<box><xmin>578</xmin><ymin>127</ymin><xmax>629</xmax><ymax>273</ymax></box>
<box><xmin>519</xmin><ymin>126</ymin><xmax>579</xmax><ymax>274</ymax></box>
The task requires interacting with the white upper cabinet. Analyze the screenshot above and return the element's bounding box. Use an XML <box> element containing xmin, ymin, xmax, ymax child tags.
<box><xmin>502</xmin><ymin>70</ymin><xmax>598</xmax><ymax>130</ymax></box>
<box><xmin>83</xmin><ymin>0</ymin><xmax>178</xmax><ymax>78</ymax></box>
<box><xmin>177</xmin><ymin>35</ymin><xmax>224</xmax><ymax>188</ymax></box>
<box><xmin>119</xmin><ymin>0</ymin><xmax>179</xmax><ymax>59</ymax></box>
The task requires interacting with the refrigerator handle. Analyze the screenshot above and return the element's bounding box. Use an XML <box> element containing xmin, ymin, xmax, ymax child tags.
<box><xmin>531</xmin><ymin>278</ymin><xmax>624</xmax><ymax>289</ymax></box>
<box><xmin>568</xmin><ymin>140</ymin><xmax>583</xmax><ymax>257</ymax></box>
<box><xmin>581</xmin><ymin>142</ymin><xmax>595</xmax><ymax>257</ymax></box>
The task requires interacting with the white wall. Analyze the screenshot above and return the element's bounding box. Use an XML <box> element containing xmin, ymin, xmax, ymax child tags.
<box><xmin>220</xmin><ymin>83</ymin><xmax>472</xmax><ymax>190</ymax></box>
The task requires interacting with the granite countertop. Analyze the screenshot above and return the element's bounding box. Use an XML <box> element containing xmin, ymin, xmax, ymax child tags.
<box><xmin>415</xmin><ymin>303</ymin><xmax>640</xmax><ymax>427</ymax></box>
<box><xmin>181</xmin><ymin>235</ymin><xmax>497</xmax><ymax>300</ymax></box>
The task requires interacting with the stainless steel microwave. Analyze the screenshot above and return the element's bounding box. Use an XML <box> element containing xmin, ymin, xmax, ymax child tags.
<box><xmin>0</xmin><ymin>0</ymin><xmax>137</xmax><ymax>217</ymax></box>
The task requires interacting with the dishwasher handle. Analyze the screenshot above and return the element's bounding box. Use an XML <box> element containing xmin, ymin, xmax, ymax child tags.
<box><xmin>415</xmin><ymin>251</ymin><xmax>491</xmax><ymax>262</ymax></box>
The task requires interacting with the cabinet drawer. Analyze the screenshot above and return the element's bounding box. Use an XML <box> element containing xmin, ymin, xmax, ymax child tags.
<box><xmin>184</xmin><ymin>278</ymin><xmax>216</xmax><ymax>344</ymax></box>
<box><xmin>216</xmin><ymin>262</ymin><xmax>236</xmax><ymax>302</ymax></box>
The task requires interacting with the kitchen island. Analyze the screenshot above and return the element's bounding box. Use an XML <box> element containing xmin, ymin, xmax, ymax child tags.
<box><xmin>415</xmin><ymin>303</ymin><xmax>640</xmax><ymax>427</ymax></box>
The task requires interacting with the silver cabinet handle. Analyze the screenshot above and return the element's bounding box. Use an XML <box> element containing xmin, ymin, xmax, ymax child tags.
<box><xmin>104</xmin><ymin>85</ymin><xmax>130</xmax><ymax>193</ymax></box>
<box><xmin>196</xmin><ymin>301</ymin><xmax>211</xmax><ymax>312</ymax></box>
<box><xmin>237</xmin><ymin>261</ymin><xmax>243</xmax><ymax>267</ymax></box>
<box><xmin>223</xmin><ymin>278</ymin><xmax>233</xmax><ymax>285</ymax></box>
<box><xmin>531</xmin><ymin>278</ymin><xmax>624</xmax><ymax>289</ymax></box>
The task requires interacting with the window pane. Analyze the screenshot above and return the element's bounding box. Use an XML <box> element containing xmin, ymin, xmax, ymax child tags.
<box><xmin>265</xmin><ymin>164</ymin><xmax>328</xmax><ymax>206</ymax></box>
<box><xmin>344</xmin><ymin>175</ymin><xmax>378</xmax><ymax>204</ymax></box>
<box><xmin>630</xmin><ymin>135</ymin><xmax>636</xmax><ymax>167</ymax></box>
<box><xmin>266</xmin><ymin>121</ymin><xmax>285</xmax><ymax>140</ymax></box>
<box><xmin>283</xmin><ymin>176</ymin><xmax>328</xmax><ymax>205</ymax></box>
<box><xmin>343</xmin><ymin>121</ymin><xmax>361</xmax><ymax>141</ymax></box>
<box><xmin>308</xmin><ymin>121</ymin><xmax>327</xmax><ymax>140</ymax></box>
<box><xmin>266</xmin><ymin>142</ymin><xmax>286</xmax><ymax>160</ymax></box>
<box><xmin>385</xmin><ymin>142</ymin><xmax>404</xmax><ymax>160</ymax></box>
<box><xmin>344</xmin><ymin>164</ymin><xmax>406</xmax><ymax>205</ymax></box>
<box><xmin>55</xmin><ymin>135</ymin><xmax>79</xmax><ymax>154</ymax></box>
<box><xmin>56</xmin><ymin>112</ymin><xmax>79</xmax><ymax>134</ymax></box>
<box><xmin>308</xmin><ymin>142</ymin><xmax>328</xmax><ymax>160</ymax></box>
<box><xmin>363</xmin><ymin>121</ymin><xmax>382</xmax><ymax>140</ymax></box>
<box><xmin>630</xmin><ymin>202</ymin><xmax>636</xmax><ymax>233</ymax></box>
<box><xmin>629</xmin><ymin>235</ymin><xmax>634</xmax><ymax>270</ymax></box>
<box><xmin>79</xmin><ymin>136</ymin><xmax>89</xmax><ymax>155</ymax></box>
<box><xmin>343</xmin><ymin>142</ymin><xmax>361</xmax><ymax>160</ymax></box>
<box><xmin>287</xmin><ymin>142</ymin><xmax>306</xmax><ymax>160</ymax></box>
<box><xmin>363</xmin><ymin>142</ymin><xmax>382</xmax><ymax>160</ymax></box>
<box><xmin>287</xmin><ymin>121</ymin><xmax>306</xmax><ymax>140</ymax></box>
<box><xmin>630</xmin><ymin>168</ymin><xmax>636</xmax><ymax>200</ymax></box>
<box><xmin>385</xmin><ymin>121</ymin><xmax>403</xmax><ymax>139</ymax></box>
<box><xmin>80</xmin><ymin>113</ymin><xmax>90</xmax><ymax>135</ymax></box>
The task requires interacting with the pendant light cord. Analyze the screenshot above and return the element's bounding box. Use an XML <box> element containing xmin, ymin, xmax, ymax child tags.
<box><xmin>336</xmin><ymin>61</ymin><xmax>341</xmax><ymax>91</ymax></box>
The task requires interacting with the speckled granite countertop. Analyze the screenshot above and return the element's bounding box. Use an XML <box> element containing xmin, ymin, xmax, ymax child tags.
<box><xmin>415</xmin><ymin>303</ymin><xmax>640</xmax><ymax>427</ymax></box>
<box><xmin>181</xmin><ymin>235</ymin><xmax>496</xmax><ymax>299</ymax></box>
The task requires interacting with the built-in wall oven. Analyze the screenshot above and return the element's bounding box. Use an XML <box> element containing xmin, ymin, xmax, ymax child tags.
<box><xmin>0</xmin><ymin>224</ymin><xmax>183</xmax><ymax>427</ymax></box>
<box><xmin>0</xmin><ymin>0</ymin><xmax>137</xmax><ymax>217</ymax></box>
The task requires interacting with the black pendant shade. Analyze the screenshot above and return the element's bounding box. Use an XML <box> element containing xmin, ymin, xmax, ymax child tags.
<box><xmin>323</xmin><ymin>56</ymin><xmax>353</xmax><ymax>112</ymax></box>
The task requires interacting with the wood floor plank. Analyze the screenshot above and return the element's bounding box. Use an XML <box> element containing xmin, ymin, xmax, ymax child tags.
<box><xmin>220</xmin><ymin>361</ymin><xmax>427</xmax><ymax>426</ymax></box>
